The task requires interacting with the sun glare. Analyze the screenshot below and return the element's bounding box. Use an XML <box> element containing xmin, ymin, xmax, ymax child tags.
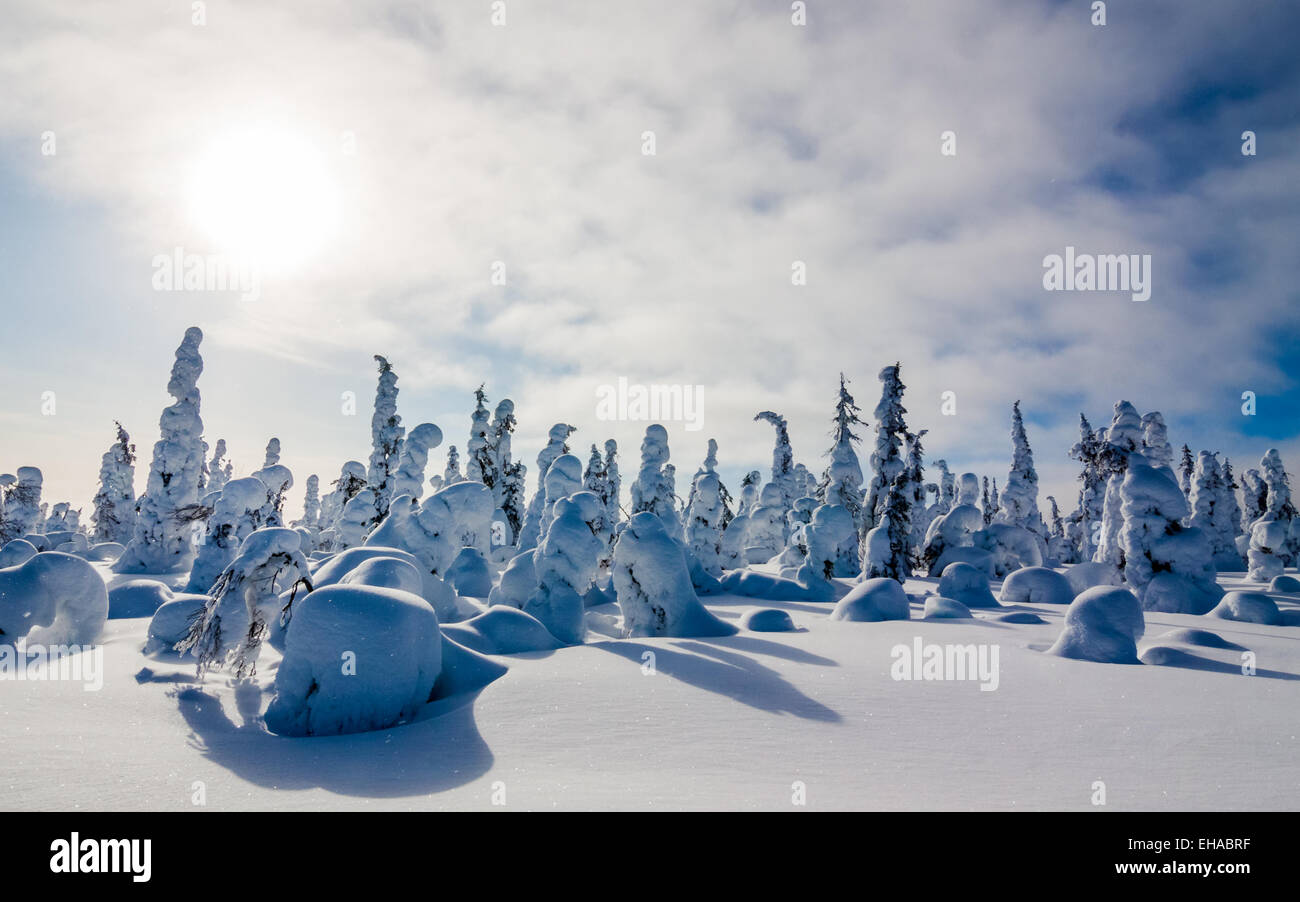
<box><xmin>188</xmin><ymin>127</ymin><xmax>340</xmax><ymax>269</ymax></box>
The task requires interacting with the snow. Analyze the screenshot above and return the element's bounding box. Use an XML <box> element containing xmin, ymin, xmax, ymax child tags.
<box><xmin>445</xmin><ymin>547</ymin><xmax>493</xmax><ymax>598</ymax></box>
<box><xmin>1062</xmin><ymin>560</ymin><xmax>1122</xmax><ymax>597</ymax></box>
<box><xmin>1268</xmin><ymin>574</ymin><xmax>1300</xmax><ymax>593</ymax></box>
<box><xmin>264</xmin><ymin>584</ymin><xmax>442</xmax><ymax>737</ymax></box>
<box><xmin>442</xmin><ymin>606</ymin><xmax>564</xmax><ymax>655</ymax></box>
<box><xmin>1046</xmin><ymin>585</ymin><xmax>1144</xmax><ymax>665</ymax></box>
<box><xmin>0</xmin><ymin>551</ymin><xmax>109</xmax><ymax>645</ymax></box>
<box><xmin>999</xmin><ymin>566</ymin><xmax>1074</xmax><ymax>606</ymax></box>
<box><xmin>738</xmin><ymin>607</ymin><xmax>797</xmax><ymax>632</ymax></box>
<box><xmin>0</xmin><ymin>538</ymin><xmax>38</xmax><ymax>567</ymax></box>
<box><xmin>922</xmin><ymin>595</ymin><xmax>973</xmax><ymax>620</ymax></box>
<box><xmin>937</xmin><ymin>562</ymin><xmax>999</xmax><ymax>609</ymax></box>
<box><xmin>829</xmin><ymin>577</ymin><xmax>910</xmax><ymax>622</ymax></box>
<box><xmin>1208</xmin><ymin>591</ymin><xmax>1281</xmax><ymax>626</ymax></box>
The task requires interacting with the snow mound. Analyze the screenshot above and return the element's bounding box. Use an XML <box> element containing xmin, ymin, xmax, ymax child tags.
<box><xmin>442</xmin><ymin>606</ymin><xmax>564</xmax><ymax>655</ymax></box>
<box><xmin>719</xmin><ymin>568</ymin><xmax>837</xmax><ymax>602</ymax></box>
<box><xmin>923</xmin><ymin>596</ymin><xmax>973</xmax><ymax>620</ymax></box>
<box><xmin>86</xmin><ymin>542</ymin><xmax>125</xmax><ymax>562</ymax></box>
<box><xmin>108</xmin><ymin>579</ymin><xmax>178</xmax><ymax>619</ymax></box>
<box><xmin>0</xmin><ymin>551</ymin><xmax>108</xmax><ymax>645</ymax></box>
<box><xmin>993</xmin><ymin>611</ymin><xmax>1046</xmax><ymax>624</ymax></box>
<box><xmin>338</xmin><ymin>556</ymin><xmax>424</xmax><ymax>595</ymax></box>
<box><xmin>1063</xmin><ymin>561</ymin><xmax>1123</xmax><ymax>597</ymax></box>
<box><xmin>829</xmin><ymin>578</ymin><xmax>910</xmax><ymax>622</ymax></box>
<box><xmin>974</xmin><ymin>523</ymin><xmax>1044</xmax><ymax>576</ymax></box>
<box><xmin>488</xmin><ymin>550</ymin><xmax>536</xmax><ymax>609</ymax></box>
<box><xmin>937</xmin><ymin>562</ymin><xmax>999</xmax><ymax>609</ymax></box>
<box><xmin>612</xmin><ymin>512</ymin><xmax>736</xmax><ymax>638</ymax></box>
<box><xmin>445</xmin><ymin>547</ymin><xmax>493</xmax><ymax>598</ymax></box>
<box><xmin>1268</xmin><ymin>575</ymin><xmax>1300</xmax><ymax>594</ymax></box>
<box><xmin>1046</xmin><ymin>586</ymin><xmax>1144</xmax><ymax>665</ymax></box>
<box><xmin>1208</xmin><ymin>591</ymin><xmax>1281</xmax><ymax>626</ymax></box>
<box><xmin>145</xmin><ymin>595</ymin><xmax>210</xmax><ymax>654</ymax></box>
<box><xmin>0</xmin><ymin>539</ymin><xmax>38</xmax><ymax>567</ymax></box>
<box><xmin>1150</xmin><ymin>627</ymin><xmax>1245</xmax><ymax>650</ymax></box>
<box><xmin>311</xmin><ymin>545</ymin><xmax>460</xmax><ymax>622</ymax></box>
<box><xmin>999</xmin><ymin>567</ymin><xmax>1073</xmax><ymax>606</ymax></box>
<box><xmin>1140</xmin><ymin>571</ymin><xmax>1223</xmax><ymax>615</ymax></box>
<box><xmin>264</xmin><ymin>584</ymin><xmax>442</xmax><ymax>737</ymax></box>
<box><xmin>739</xmin><ymin>607</ymin><xmax>797</xmax><ymax>632</ymax></box>
<box><xmin>931</xmin><ymin>545</ymin><xmax>995</xmax><ymax>579</ymax></box>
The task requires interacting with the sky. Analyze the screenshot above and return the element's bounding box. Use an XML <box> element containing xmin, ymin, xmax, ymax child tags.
<box><xmin>1</xmin><ymin>0</ymin><xmax>1298</xmax><ymax>522</ymax></box>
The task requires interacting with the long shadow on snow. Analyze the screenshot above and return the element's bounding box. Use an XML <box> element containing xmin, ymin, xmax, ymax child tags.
<box><xmin>172</xmin><ymin>686</ymin><xmax>495</xmax><ymax>798</ymax></box>
<box><xmin>591</xmin><ymin>639</ymin><xmax>840</xmax><ymax>722</ymax></box>
<box><xmin>1138</xmin><ymin>645</ymin><xmax>1300</xmax><ymax>680</ymax></box>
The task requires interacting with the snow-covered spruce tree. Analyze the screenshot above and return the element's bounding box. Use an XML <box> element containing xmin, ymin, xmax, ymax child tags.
<box><xmin>115</xmin><ymin>327</ymin><xmax>207</xmax><ymax>574</ymax></box>
<box><xmin>466</xmin><ymin>385</ymin><xmax>493</xmax><ymax>486</ymax></box>
<box><xmin>819</xmin><ymin>372</ymin><xmax>866</xmax><ymax>533</ymax></box>
<box><xmin>0</xmin><ymin>470</ymin><xmax>43</xmax><ymax>543</ymax></box>
<box><xmin>903</xmin><ymin>428</ymin><xmax>929</xmax><ymax>560</ymax></box>
<box><xmin>488</xmin><ymin>398</ymin><xmax>516</xmax><ymax>507</ymax></box>
<box><xmin>1189</xmin><ymin>451</ymin><xmax>1245</xmax><ymax>571</ymax></box>
<box><xmin>537</xmin><ymin>454</ymin><xmax>584</xmax><ymax>544</ymax></box>
<box><xmin>980</xmin><ymin>477</ymin><xmax>993</xmax><ymax>526</ymax></box>
<box><xmin>864</xmin><ymin>364</ymin><xmax>907</xmax><ymax>530</ymax></box>
<box><xmin>1120</xmin><ymin>461</ymin><xmax>1221</xmax><ymax>614</ymax></box>
<box><xmin>990</xmin><ymin>478</ymin><xmax>1000</xmax><ymax>519</ymax></box>
<box><xmin>500</xmin><ymin>460</ymin><xmax>527</xmax><ymax>541</ymax></box>
<box><xmin>861</xmin><ymin>469</ymin><xmax>912</xmax><ymax>583</ymax></box>
<box><xmin>365</xmin><ymin>355</ymin><xmax>405</xmax><ymax>519</ymax></box>
<box><xmin>1140</xmin><ymin>412</ymin><xmax>1175</xmax><ymax>476</ymax></box>
<box><xmin>754</xmin><ymin>410</ymin><xmax>798</xmax><ymax>512</ymax></box>
<box><xmin>1046</xmin><ymin>495</ymin><xmax>1071</xmax><ymax>564</ymax></box>
<box><xmin>391</xmin><ymin>423</ymin><xmax>443</xmax><ymax>501</ymax></box>
<box><xmin>1240</xmin><ymin>467</ymin><xmax>1266</xmax><ymax>526</ymax></box>
<box><xmin>206</xmin><ymin>439</ymin><xmax>230</xmax><ymax>495</ymax></box>
<box><xmin>44</xmin><ymin>502</ymin><xmax>78</xmax><ymax>534</ymax></box>
<box><xmin>252</xmin><ymin>464</ymin><xmax>293</xmax><ymax>527</ymax></box>
<box><xmin>319</xmin><ymin>461</ymin><xmax>367</xmax><ymax>534</ymax></box>
<box><xmin>1219</xmin><ymin>457</ymin><xmax>1244</xmax><ymax>564</ymax></box>
<box><xmin>998</xmin><ymin>401</ymin><xmax>1041</xmax><ymax>534</ymax></box>
<box><xmin>1178</xmin><ymin>444</ymin><xmax>1195</xmax><ymax>502</ymax></box>
<box><xmin>1094</xmin><ymin>400</ymin><xmax>1144</xmax><ymax>568</ymax></box>
<box><xmin>516</xmin><ymin>423</ymin><xmax>576</xmax><ymax>552</ymax></box>
<box><xmin>179</xmin><ymin>527</ymin><xmax>312</xmax><ymax>678</ymax></box>
<box><xmin>185</xmin><ymin>476</ymin><xmax>275</xmax><ymax>593</ymax></box>
<box><xmin>442</xmin><ymin>445</ymin><xmax>463</xmax><ymax>486</ymax></box>
<box><xmin>602</xmin><ymin>439</ymin><xmax>621</xmax><ymax>530</ymax></box>
<box><xmin>737</xmin><ymin>470</ymin><xmax>762</xmax><ymax>516</ymax></box>
<box><xmin>1257</xmin><ymin>448</ymin><xmax>1298</xmax><ymax>565</ymax></box>
<box><xmin>262</xmin><ymin>438</ymin><xmax>281</xmax><ymax>468</ymax></box>
<box><xmin>296</xmin><ymin>475</ymin><xmax>321</xmax><ymax>531</ymax></box>
<box><xmin>744</xmin><ymin>483</ymin><xmax>787</xmax><ymax>564</ymax></box>
<box><xmin>794</xmin><ymin>464</ymin><xmax>818</xmax><ymax>501</ymax></box>
<box><xmin>524</xmin><ymin>491</ymin><xmax>605</xmax><ymax>645</ymax></box>
<box><xmin>1067</xmin><ymin>413</ymin><xmax>1107</xmax><ymax>561</ymax></box>
<box><xmin>581</xmin><ymin>444</ymin><xmax>617</xmax><ymax>569</ymax></box>
<box><xmin>685</xmin><ymin>441</ymin><xmax>727</xmax><ymax>578</ymax></box>
<box><xmin>91</xmin><ymin>421</ymin><xmax>137</xmax><ymax>544</ymax></box>
<box><xmin>630</xmin><ymin>424</ymin><xmax>680</xmax><ymax>533</ymax></box>
<box><xmin>934</xmin><ymin>460</ymin><xmax>955</xmax><ymax>514</ymax></box>
<box><xmin>584</xmin><ymin>444</ymin><xmax>608</xmax><ymax>504</ymax></box>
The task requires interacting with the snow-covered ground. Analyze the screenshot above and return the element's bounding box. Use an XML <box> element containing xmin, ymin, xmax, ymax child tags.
<box><xmin>4</xmin><ymin>565</ymin><xmax>1295</xmax><ymax>811</ymax></box>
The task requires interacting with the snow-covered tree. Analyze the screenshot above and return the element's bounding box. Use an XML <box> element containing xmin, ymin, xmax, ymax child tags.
<box><xmin>902</xmin><ymin>428</ymin><xmax>928</xmax><ymax>558</ymax></box>
<box><xmin>1068</xmin><ymin>413</ymin><xmax>1106</xmax><ymax>561</ymax></box>
<box><xmin>737</xmin><ymin>470</ymin><xmax>762</xmax><ymax>516</ymax></box>
<box><xmin>392</xmin><ymin>423</ymin><xmax>443</xmax><ymax>501</ymax></box>
<box><xmin>1219</xmin><ymin>457</ymin><xmax>1244</xmax><ymax>561</ymax></box>
<box><xmin>185</xmin><ymin>476</ymin><xmax>275</xmax><ymax>593</ymax></box>
<box><xmin>90</xmin><ymin>421</ymin><xmax>136</xmax><ymax>544</ymax></box>
<box><xmin>1257</xmin><ymin>448</ymin><xmax>1297</xmax><ymax>564</ymax></box>
<box><xmin>864</xmin><ymin>363</ymin><xmax>907</xmax><ymax>529</ymax></box>
<box><xmin>1140</xmin><ymin>412</ymin><xmax>1175</xmax><ymax>476</ymax></box>
<box><xmin>365</xmin><ymin>355</ymin><xmax>404</xmax><ymax>518</ymax></box>
<box><xmin>537</xmin><ymin>454</ymin><xmax>584</xmax><ymax>544</ymax></box>
<box><xmin>1178</xmin><ymin>444</ymin><xmax>1195</xmax><ymax>502</ymax></box>
<box><xmin>602</xmin><ymin>439</ymin><xmax>621</xmax><ymax>530</ymax></box>
<box><xmin>861</xmin><ymin>469</ymin><xmax>913</xmax><ymax>583</ymax></box>
<box><xmin>999</xmin><ymin>401</ymin><xmax>1040</xmax><ymax>534</ymax></box>
<box><xmin>1094</xmin><ymin>400</ymin><xmax>1144</xmax><ymax>568</ymax></box>
<box><xmin>820</xmin><ymin>372</ymin><xmax>866</xmax><ymax>532</ymax></box>
<box><xmin>516</xmin><ymin>423</ymin><xmax>576</xmax><ymax>551</ymax></box>
<box><xmin>630</xmin><ymin>424</ymin><xmax>679</xmax><ymax>534</ymax></box>
<box><xmin>262</xmin><ymin>438</ymin><xmax>281</xmax><ymax>469</ymax></box>
<box><xmin>754</xmin><ymin>410</ymin><xmax>797</xmax><ymax>512</ymax></box>
<box><xmin>980</xmin><ymin>477</ymin><xmax>993</xmax><ymax>526</ymax></box>
<box><xmin>934</xmin><ymin>460</ymin><xmax>955</xmax><ymax>514</ymax></box>
<box><xmin>488</xmin><ymin>398</ymin><xmax>516</xmax><ymax>507</ymax></box>
<box><xmin>442</xmin><ymin>445</ymin><xmax>463</xmax><ymax>486</ymax></box>
<box><xmin>115</xmin><ymin>327</ymin><xmax>207</xmax><ymax>574</ymax></box>
<box><xmin>685</xmin><ymin>440</ymin><xmax>727</xmax><ymax>577</ymax></box>
<box><xmin>1120</xmin><ymin>461</ymin><xmax>1221</xmax><ymax>613</ymax></box>
<box><xmin>524</xmin><ymin>492</ymin><xmax>605</xmax><ymax>644</ymax></box>
<box><xmin>319</xmin><ymin>461</ymin><xmax>367</xmax><ymax>536</ymax></box>
<box><xmin>206</xmin><ymin>439</ymin><xmax>231</xmax><ymax>495</ymax></box>
<box><xmin>1190</xmin><ymin>451</ymin><xmax>1245</xmax><ymax>571</ymax></box>
<box><xmin>466</xmin><ymin>384</ymin><xmax>493</xmax><ymax>486</ymax></box>
<box><xmin>500</xmin><ymin>461</ymin><xmax>527</xmax><ymax>541</ymax></box>
<box><xmin>1240</xmin><ymin>467</ymin><xmax>1266</xmax><ymax>526</ymax></box>
<box><xmin>296</xmin><ymin>475</ymin><xmax>321</xmax><ymax>531</ymax></box>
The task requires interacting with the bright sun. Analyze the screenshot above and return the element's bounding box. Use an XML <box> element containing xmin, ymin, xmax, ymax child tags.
<box><xmin>188</xmin><ymin>128</ymin><xmax>340</xmax><ymax>269</ymax></box>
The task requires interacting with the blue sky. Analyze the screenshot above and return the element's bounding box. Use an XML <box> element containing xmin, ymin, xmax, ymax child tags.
<box><xmin>1</xmin><ymin>0</ymin><xmax>1298</xmax><ymax>517</ymax></box>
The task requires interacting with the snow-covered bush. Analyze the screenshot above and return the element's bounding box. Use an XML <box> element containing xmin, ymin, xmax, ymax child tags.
<box><xmin>1046</xmin><ymin>586</ymin><xmax>1144</xmax><ymax>665</ymax></box>
<box><xmin>803</xmin><ymin>503</ymin><xmax>859</xmax><ymax>579</ymax></box>
<box><xmin>391</xmin><ymin>422</ymin><xmax>443</xmax><ymax>502</ymax></box>
<box><xmin>1208</xmin><ymin>591</ymin><xmax>1280</xmax><ymax>626</ymax></box>
<box><xmin>178</xmin><ymin>527</ymin><xmax>312</xmax><ymax>677</ymax></box>
<box><xmin>445</xmin><ymin>547</ymin><xmax>493</xmax><ymax>598</ymax></box>
<box><xmin>937</xmin><ymin>562</ymin><xmax>998</xmax><ymax>608</ymax></box>
<box><xmin>744</xmin><ymin>483</ymin><xmax>788</xmax><ymax>564</ymax></box>
<box><xmin>923</xmin><ymin>595</ymin><xmax>972</xmax><ymax>620</ymax></box>
<box><xmin>91</xmin><ymin>422</ymin><xmax>136</xmax><ymax>544</ymax></box>
<box><xmin>999</xmin><ymin>566</ymin><xmax>1073</xmax><ymax>606</ymax></box>
<box><xmin>116</xmin><ymin>327</ymin><xmax>207</xmax><ymax>574</ymax></box>
<box><xmin>1247</xmin><ymin>519</ymin><xmax>1287</xmax><ymax>582</ymax></box>
<box><xmin>442</xmin><ymin>606</ymin><xmax>563</xmax><ymax>655</ymax></box>
<box><xmin>739</xmin><ymin>607</ymin><xmax>796</xmax><ymax>632</ymax></box>
<box><xmin>488</xmin><ymin>549</ymin><xmax>537</xmax><ymax>609</ymax></box>
<box><xmin>612</xmin><ymin>512</ymin><xmax>735</xmax><ymax>638</ymax></box>
<box><xmin>829</xmin><ymin>577</ymin><xmax>910</xmax><ymax>622</ymax></box>
<box><xmin>0</xmin><ymin>551</ymin><xmax>108</xmax><ymax>645</ymax></box>
<box><xmin>264</xmin><ymin>583</ymin><xmax>441</xmax><ymax>737</ymax></box>
<box><xmin>185</xmin><ymin>476</ymin><xmax>274</xmax><ymax>593</ymax></box>
<box><xmin>367</xmin><ymin>480</ymin><xmax>495</xmax><ymax>582</ymax></box>
<box><xmin>972</xmin><ymin>522</ymin><xmax>1043</xmax><ymax>576</ymax></box>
